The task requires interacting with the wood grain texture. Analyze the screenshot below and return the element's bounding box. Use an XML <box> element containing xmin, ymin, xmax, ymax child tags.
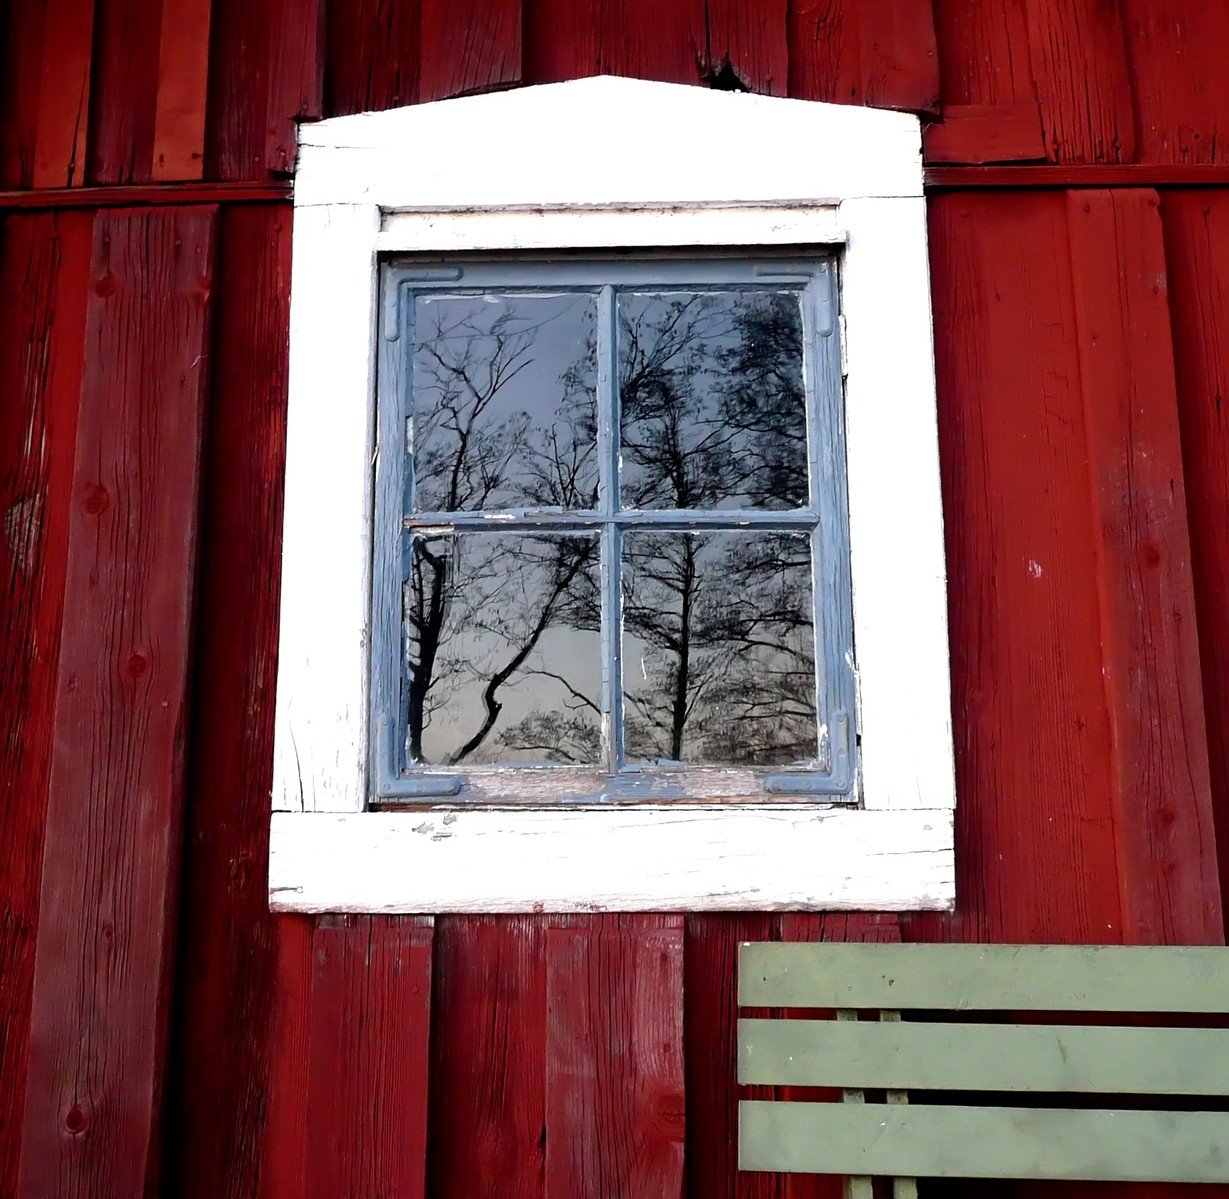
<box><xmin>31</xmin><ymin>0</ymin><xmax>96</xmax><ymax>187</ymax></box>
<box><xmin>933</xmin><ymin>0</ymin><xmax>1134</xmax><ymax>162</ymax></box>
<box><xmin>922</xmin><ymin>102</ymin><xmax>1045</xmax><ymax>164</ymax></box>
<box><xmin>205</xmin><ymin>0</ymin><xmax>322</xmax><ymax>180</ymax></box>
<box><xmin>932</xmin><ymin>0</ymin><xmax>1034</xmax><ymax>108</ymax></box>
<box><xmin>85</xmin><ymin>0</ymin><xmax>163</xmax><ymax>183</ymax></box>
<box><xmin>162</xmin><ymin>203</ymin><xmax>291</xmax><ymax>1199</ymax></box>
<box><xmin>684</xmin><ymin>914</ymin><xmax>780</xmax><ymax>1199</ymax></box>
<box><xmin>151</xmin><ymin>0</ymin><xmax>212</xmax><ymax>179</ymax></box>
<box><xmin>788</xmin><ymin>0</ymin><xmax>939</xmax><ymax>113</ymax></box>
<box><xmin>905</xmin><ymin>191</ymin><xmax>1124</xmax><ymax>944</ymax></box>
<box><xmin>524</xmin><ymin>0</ymin><xmax>705</xmax><ymax>87</ymax></box>
<box><xmin>1164</xmin><ymin>191</ymin><xmax>1229</xmax><ymax>935</ymax></box>
<box><xmin>324</xmin><ymin>0</ymin><xmax>420</xmax><ymax>116</ymax></box>
<box><xmin>547</xmin><ymin>919</ymin><xmax>686</xmax><ymax>1199</ymax></box>
<box><xmin>17</xmin><ymin>205</ymin><xmax>216</xmax><ymax>1199</ymax></box>
<box><xmin>1023</xmin><ymin>0</ymin><xmax>1135</xmax><ymax>163</ymax></box>
<box><xmin>426</xmin><ymin>917</ymin><xmax>548</xmax><ymax>1198</ymax></box>
<box><xmin>261</xmin><ymin>914</ymin><xmax>313</xmax><ymax>1199</ymax></box>
<box><xmin>1122</xmin><ymin>0</ymin><xmax>1229</xmax><ymax>166</ymax></box>
<box><xmin>263</xmin><ymin>0</ymin><xmax>322</xmax><ymax>175</ymax></box>
<box><xmin>418</xmin><ymin>0</ymin><xmax>522</xmax><ymax>102</ymax></box>
<box><xmin>0</xmin><ymin>2</ymin><xmax>49</xmax><ymax>187</ymax></box>
<box><xmin>703</xmin><ymin>0</ymin><xmax>788</xmax><ymax>95</ymax></box>
<box><xmin>926</xmin><ymin>164</ymin><xmax>1229</xmax><ymax>189</ymax></box>
<box><xmin>305</xmin><ymin>917</ymin><xmax>434</xmax><ymax>1199</ymax></box>
<box><xmin>1067</xmin><ymin>189</ymin><xmax>1223</xmax><ymax>944</ymax></box>
<box><xmin>0</xmin><ymin>210</ymin><xmax>92</xmax><ymax>1199</ymax></box>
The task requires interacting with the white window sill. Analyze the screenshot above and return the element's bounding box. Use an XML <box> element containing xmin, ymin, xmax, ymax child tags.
<box><xmin>269</xmin><ymin>807</ymin><xmax>955</xmax><ymax>913</ymax></box>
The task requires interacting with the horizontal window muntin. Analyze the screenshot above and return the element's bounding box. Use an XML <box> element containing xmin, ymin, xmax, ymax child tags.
<box><xmin>372</xmin><ymin>255</ymin><xmax>855</xmax><ymax>804</ymax></box>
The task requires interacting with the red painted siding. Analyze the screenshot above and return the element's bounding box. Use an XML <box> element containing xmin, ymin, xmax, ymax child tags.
<box><xmin>3</xmin><ymin>4</ymin><xmax>1229</xmax><ymax>1196</ymax></box>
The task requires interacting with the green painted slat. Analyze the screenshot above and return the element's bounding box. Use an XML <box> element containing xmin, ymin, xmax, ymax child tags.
<box><xmin>738</xmin><ymin>1017</ymin><xmax>1229</xmax><ymax>1095</ymax></box>
<box><xmin>738</xmin><ymin>1101</ymin><xmax>1229</xmax><ymax>1182</ymax></box>
<box><xmin>738</xmin><ymin>943</ymin><xmax>1229</xmax><ymax>1011</ymax></box>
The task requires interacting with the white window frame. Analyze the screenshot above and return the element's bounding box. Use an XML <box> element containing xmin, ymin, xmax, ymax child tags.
<box><xmin>270</xmin><ymin>76</ymin><xmax>956</xmax><ymax>913</ymax></box>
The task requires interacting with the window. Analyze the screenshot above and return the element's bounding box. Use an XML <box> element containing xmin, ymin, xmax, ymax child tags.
<box><xmin>374</xmin><ymin>257</ymin><xmax>855</xmax><ymax>804</ymax></box>
<box><xmin>271</xmin><ymin>76</ymin><xmax>956</xmax><ymax>912</ymax></box>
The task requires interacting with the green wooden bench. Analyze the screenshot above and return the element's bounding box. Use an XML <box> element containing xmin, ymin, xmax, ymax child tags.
<box><xmin>738</xmin><ymin>942</ymin><xmax>1229</xmax><ymax>1193</ymax></box>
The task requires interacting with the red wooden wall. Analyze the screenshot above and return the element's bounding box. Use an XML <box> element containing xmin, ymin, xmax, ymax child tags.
<box><xmin>3</xmin><ymin>2</ymin><xmax>1229</xmax><ymax>1196</ymax></box>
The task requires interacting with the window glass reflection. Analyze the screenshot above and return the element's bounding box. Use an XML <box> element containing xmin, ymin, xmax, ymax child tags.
<box><xmin>622</xmin><ymin>530</ymin><xmax>817</xmax><ymax>766</ymax></box>
<box><xmin>618</xmin><ymin>290</ymin><xmax>808</xmax><ymax>511</ymax></box>
<box><xmin>412</xmin><ymin>292</ymin><xmax>598</xmax><ymax>512</ymax></box>
<box><xmin>405</xmin><ymin>533</ymin><xmax>601</xmax><ymax>765</ymax></box>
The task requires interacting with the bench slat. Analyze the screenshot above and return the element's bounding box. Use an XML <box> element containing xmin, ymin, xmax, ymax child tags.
<box><xmin>739</xmin><ymin>1017</ymin><xmax>1229</xmax><ymax>1095</ymax></box>
<box><xmin>739</xmin><ymin>943</ymin><xmax>1229</xmax><ymax>1011</ymax></box>
<box><xmin>739</xmin><ymin>1101</ymin><xmax>1229</xmax><ymax>1182</ymax></box>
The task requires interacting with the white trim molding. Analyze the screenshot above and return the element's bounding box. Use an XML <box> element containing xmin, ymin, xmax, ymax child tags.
<box><xmin>272</xmin><ymin>75</ymin><xmax>956</xmax><ymax>912</ymax></box>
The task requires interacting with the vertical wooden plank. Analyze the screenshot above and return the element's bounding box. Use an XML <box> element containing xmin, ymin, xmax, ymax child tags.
<box><xmin>685</xmin><ymin>913</ymin><xmax>778</xmax><ymax>1199</ymax></box>
<box><xmin>788</xmin><ymin>0</ymin><xmax>939</xmax><ymax>114</ymax></box>
<box><xmin>1162</xmin><ymin>191</ymin><xmax>1229</xmax><ymax>934</ymax></box>
<box><xmin>1121</xmin><ymin>1</ymin><xmax>1229</xmax><ymax>166</ymax></box>
<box><xmin>162</xmin><ymin>203</ymin><xmax>292</xmax><ymax>1199</ymax></box>
<box><xmin>0</xmin><ymin>210</ymin><xmax>92</xmax><ymax>1199</ymax></box>
<box><xmin>703</xmin><ymin>0</ymin><xmax>788</xmax><ymax>95</ymax></box>
<box><xmin>854</xmin><ymin>0</ymin><xmax>938</xmax><ymax>113</ymax></box>
<box><xmin>17</xmin><ymin>205</ymin><xmax>216</xmax><ymax>1199</ymax></box>
<box><xmin>418</xmin><ymin>0</ymin><xmax>522</xmax><ymax>103</ymax></box>
<box><xmin>1023</xmin><ymin>0</ymin><xmax>1135</xmax><ymax>164</ymax></box>
<box><xmin>324</xmin><ymin>0</ymin><xmax>420</xmax><ymax>117</ymax></box>
<box><xmin>305</xmin><ymin>917</ymin><xmax>434</xmax><ymax>1199</ymax></box>
<box><xmin>31</xmin><ymin>0</ymin><xmax>96</xmax><ymax>187</ymax></box>
<box><xmin>85</xmin><ymin>0</ymin><xmax>163</xmax><ymax>184</ymax></box>
<box><xmin>931</xmin><ymin>0</ymin><xmax>1034</xmax><ymax>108</ymax></box>
<box><xmin>524</xmin><ymin>0</ymin><xmax>705</xmax><ymax>87</ymax></box>
<box><xmin>261</xmin><ymin>913</ymin><xmax>313</xmax><ymax>1199</ymax></box>
<box><xmin>264</xmin><ymin>0</ymin><xmax>323</xmax><ymax>176</ymax></box>
<box><xmin>152</xmin><ymin>0</ymin><xmax>212</xmax><ymax>179</ymax></box>
<box><xmin>934</xmin><ymin>0</ymin><xmax>1032</xmax><ymax>110</ymax></box>
<box><xmin>1067</xmin><ymin>189</ymin><xmax>1223</xmax><ymax>945</ymax></box>
<box><xmin>206</xmin><ymin>0</ymin><xmax>322</xmax><ymax>181</ymax></box>
<box><xmin>0</xmin><ymin>2</ymin><xmax>48</xmax><ymax>187</ymax></box>
<box><xmin>546</xmin><ymin>918</ymin><xmax>685</xmax><ymax>1199</ymax></box>
<box><xmin>905</xmin><ymin>192</ymin><xmax>1124</xmax><ymax>945</ymax></box>
<box><xmin>203</xmin><ymin>0</ymin><xmax>266</xmax><ymax>180</ymax></box>
<box><xmin>426</xmin><ymin>916</ymin><xmax>547</xmax><ymax>1199</ymax></box>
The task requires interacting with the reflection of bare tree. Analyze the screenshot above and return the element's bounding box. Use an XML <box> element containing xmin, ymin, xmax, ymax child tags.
<box><xmin>623</xmin><ymin>531</ymin><xmax>815</xmax><ymax>766</ymax></box>
<box><xmin>619</xmin><ymin>293</ymin><xmax>816</xmax><ymax>765</ymax></box>
<box><xmin>405</xmin><ymin>288</ymin><xmax>819</xmax><ymax>769</ymax></box>
<box><xmin>407</xmin><ymin>297</ymin><xmax>599</xmax><ymax>765</ymax></box>
<box><xmin>619</xmin><ymin>292</ymin><xmax>807</xmax><ymax>510</ymax></box>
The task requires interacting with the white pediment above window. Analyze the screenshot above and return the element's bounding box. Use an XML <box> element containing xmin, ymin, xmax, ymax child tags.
<box><xmin>293</xmin><ymin>75</ymin><xmax>923</xmax><ymax>210</ymax></box>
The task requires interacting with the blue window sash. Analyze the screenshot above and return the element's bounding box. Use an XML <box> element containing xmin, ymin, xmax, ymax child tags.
<box><xmin>371</xmin><ymin>256</ymin><xmax>856</xmax><ymax>804</ymax></box>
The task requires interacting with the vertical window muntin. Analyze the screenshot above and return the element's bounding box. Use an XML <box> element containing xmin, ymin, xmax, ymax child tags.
<box><xmin>372</xmin><ymin>256</ymin><xmax>854</xmax><ymax>804</ymax></box>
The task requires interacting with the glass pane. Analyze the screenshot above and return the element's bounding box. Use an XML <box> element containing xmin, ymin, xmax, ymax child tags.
<box><xmin>411</xmin><ymin>292</ymin><xmax>598</xmax><ymax>512</ymax></box>
<box><xmin>404</xmin><ymin>532</ymin><xmax>601</xmax><ymax>766</ymax></box>
<box><xmin>622</xmin><ymin>530</ymin><xmax>817</xmax><ymax>766</ymax></box>
<box><xmin>618</xmin><ymin>289</ymin><xmax>808</xmax><ymax>511</ymax></box>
